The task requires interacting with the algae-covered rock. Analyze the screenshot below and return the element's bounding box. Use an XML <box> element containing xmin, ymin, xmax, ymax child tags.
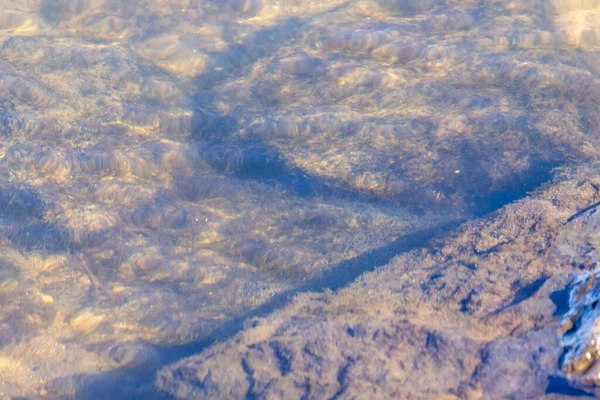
<box><xmin>156</xmin><ymin>164</ymin><xmax>600</xmax><ymax>400</ymax></box>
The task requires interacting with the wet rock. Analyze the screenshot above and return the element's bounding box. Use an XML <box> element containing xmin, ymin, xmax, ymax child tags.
<box><xmin>560</xmin><ymin>269</ymin><xmax>600</xmax><ymax>387</ymax></box>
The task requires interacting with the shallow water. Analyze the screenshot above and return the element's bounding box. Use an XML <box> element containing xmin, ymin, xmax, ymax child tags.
<box><xmin>0</xmin><ymin>0</ymin><xmax>600</xmax><ymax>398</ymax></box>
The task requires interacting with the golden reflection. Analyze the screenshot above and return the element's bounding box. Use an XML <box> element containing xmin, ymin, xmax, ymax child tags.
<box><xmin>134</xmin><ymin>34</ymin><xmax>207</xmax><ymax>77</ymax></box>
<box><xmin>547</xmin><ymin>0</ymin><xmax>600</xmax><ymax>48</ymax></box>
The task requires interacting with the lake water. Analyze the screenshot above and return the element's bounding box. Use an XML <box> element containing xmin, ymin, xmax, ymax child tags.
<box><xmin>0</xmin><ymin>0</ymin><xmax>599</xmax><ymax>398</ymax></box>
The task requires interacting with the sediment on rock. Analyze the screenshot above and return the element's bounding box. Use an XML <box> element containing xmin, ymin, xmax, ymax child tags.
<box><xmin>157</xmin><ymin>164</ymin><xmax>600</xmax><ymax>399</ymax></box>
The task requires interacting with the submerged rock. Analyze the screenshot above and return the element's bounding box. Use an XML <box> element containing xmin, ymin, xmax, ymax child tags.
<box><xmin>156</xmin><ymin>164</ymin><xmax>600</xmax><ymax>399</ymax></box>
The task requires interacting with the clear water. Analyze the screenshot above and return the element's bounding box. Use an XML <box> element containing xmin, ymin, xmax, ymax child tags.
<box><xmin>0</xmin><ymin>0</ymin><xmax>599</xmax><ymax>397</ymax></box>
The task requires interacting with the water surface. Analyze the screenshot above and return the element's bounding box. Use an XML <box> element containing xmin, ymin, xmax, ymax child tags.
<box><xmin>0</xmin><ymin>0</ymin><xmax>599</xmax><ymax>397</ymax></box>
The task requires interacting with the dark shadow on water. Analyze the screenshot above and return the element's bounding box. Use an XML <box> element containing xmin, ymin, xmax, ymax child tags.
<box><xmin>0</xmin><ymin>183</ymin><xmax>71</xmax><ymax>252</ymax></box>
<box><xmin>191</xmin><ymin>96</ymin><xmax>563</xmax><ymax>212</ymax></box>
<box><xmin>189</xmin><ymin>109</ymin><xmax>354</xmax><ymax>201</ymax></box>
<box><xmin>489</xmin><ymin>276</ymin><xmax>549</xmax><ymax>316</ymax></box>
<box><xmin>197</xmin><ymin>141</ymin><xmax>338</xmax><ymax>198</ymax></box>
<box><xmin>550</xmin><ymin>286</ymin><xmax>572</xmax><ymax>317</ymax></box>
<box><xmin>0</xmin><ymin>184</ymin><xmax>46</xmax><ymax>220</ymax></box>
<box><xmin>6</xmin><ymin>222</ymin><xmax>71</xmax><ymax>252</ymax></box>
<box><xmin>59</xmin><ymin>370</ymin><xmax>172</xmax><ymax>400</ymax></box>
<box><xmin>471</xmin><ymin>159</ymin><xmax>559</xmax><ymax>216</ymax></box>
<box><xmin>546</xmin><ymin>376</ymin><xmax>594</xmax><ymax>397</ymax></box>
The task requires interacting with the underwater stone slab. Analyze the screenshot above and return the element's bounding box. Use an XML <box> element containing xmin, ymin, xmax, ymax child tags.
<box><xmin>157</xmin><ymin>164</ymin><xmax>600</xmax><ymax>399</ymax></box>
